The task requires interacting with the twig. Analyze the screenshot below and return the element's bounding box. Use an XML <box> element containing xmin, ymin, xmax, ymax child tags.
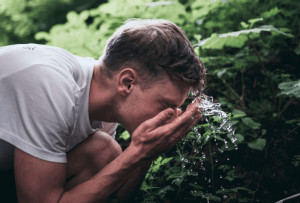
<box><xmin>208</xmin><ymin>141</ymin><xmax>214</xmax><ymax>183</ymax></box>
<box><xmin>248</xmin><ymin>37</ymin><xmax>277</xmax><ymax>108</ymax></box>
<box><xmin>251</xmin><ymin>168</ymin><xmax>265</xmax><ymax>202</ymax></box>
<box><xmin>278</xmin><ymin>99</ymin><xmax>293</xmax><ymax>118</ymax></box>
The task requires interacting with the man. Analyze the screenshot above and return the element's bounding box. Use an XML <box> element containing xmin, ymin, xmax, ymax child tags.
<box><xmin>0</xmin><ymin>19</ymin><xmax>206</xmax><ymax>202</ymax></box>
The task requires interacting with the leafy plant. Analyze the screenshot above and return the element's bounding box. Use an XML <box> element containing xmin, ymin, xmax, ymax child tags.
<box><xmin>3</xmin><ymin>0</ymin><xmax>299</xmax><ymax>202</ymax></box>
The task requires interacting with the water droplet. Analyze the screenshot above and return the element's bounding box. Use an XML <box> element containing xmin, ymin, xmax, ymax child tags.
<box><xmin>224</xmin><ymin>140</ymin><xmax>228</xmax><ymax>149</ymax></box>
<box><xmin>231</xmin><ymin>135</ymin><xmax>237</xmax><ymax>143</ymax></box>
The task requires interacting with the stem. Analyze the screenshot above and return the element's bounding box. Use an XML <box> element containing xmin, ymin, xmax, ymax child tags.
<box><xmin>208</xmin><ymin>141</ymin><xmax>214</xmax><ymax>183</ymax></box>
<box><xmin>287</xmin><ymin>126</ymin><xmax>299</xmax><ymax>136</ymax></box>
<box><xmin>248</xmin><ymin>37</ymin><xmax>277</xmax><ymax>108</ymax></box>
<box><xmin>278</xmin><ymin>99</ymin><xmax>293</xmax><ymax>118</ymax></box>
<box><xmin>251</xmin><ymin>168</ymin><xmax>265</xmax><ymax>203</ymax></box>
<box><xmin>241</xmin><ymin>69</ymin><xmax>246</xmax><ymax>109</ymax></box>
<box><xmin>220</xmin><ymin>78</ymin><xmax>240</xmax><ymax>100</ymax></box>
<box><xmin>220</xmin><ymin>77</ymin><xmax>246</xmax><ymax>110</ymax></box>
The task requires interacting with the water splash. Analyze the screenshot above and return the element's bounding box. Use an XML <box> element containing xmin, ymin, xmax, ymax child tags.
<box><xmin>175</xmin><ymin>95</ymin><xmax>238</xmax><ymax>202</ymax></box>
<box><xmin>193</xmin><ymin>95</ymin><xmax>238</xmax><ymax>148</ymax></box>
<box><xmin>182</xmin><ymin>95</ymin><xmax>238</xmax><ymax>201</ymax></box>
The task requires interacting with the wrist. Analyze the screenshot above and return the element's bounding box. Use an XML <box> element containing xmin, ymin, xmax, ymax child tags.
<box><xmin>124</xmin><ymin>144</ymin><xmax>154</xmax><ymax>166</ymax></box>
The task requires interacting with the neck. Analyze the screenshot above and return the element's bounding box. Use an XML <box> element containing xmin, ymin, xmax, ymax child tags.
<box><xmin>88</xmin><ymin>65</ymin><xmax>118</xmax><ymax>122</ymax></box>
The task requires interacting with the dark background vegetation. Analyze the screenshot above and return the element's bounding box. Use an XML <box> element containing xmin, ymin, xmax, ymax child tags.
<box><xmin>1</xmin><ymin>0</ymin><xmax>299</xmax><ymax>202</ymax></box>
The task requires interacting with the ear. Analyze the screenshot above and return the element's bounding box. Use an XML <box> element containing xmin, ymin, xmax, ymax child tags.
<box><xmin>117</xmin><ymin>68</ymin><xmax>137</xmax><ymax>96</ymax></box>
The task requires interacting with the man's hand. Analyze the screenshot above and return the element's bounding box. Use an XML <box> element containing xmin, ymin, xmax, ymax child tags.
<box><xmin>130</xmin><ymin>99</ymin><xmax>202</xmax><ymax>159</ymax></box>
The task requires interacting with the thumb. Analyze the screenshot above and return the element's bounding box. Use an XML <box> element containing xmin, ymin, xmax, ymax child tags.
<box><xmin>147</xmin><ymin>108</ymin><xmax>175</xmax><ymax>130</ymax></box>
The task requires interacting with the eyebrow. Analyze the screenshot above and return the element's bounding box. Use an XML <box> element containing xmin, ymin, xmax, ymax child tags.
<box><xmin>163</xmin><ymin>100</ymin><xmax>182</xmax><ymax>108</ymax></box>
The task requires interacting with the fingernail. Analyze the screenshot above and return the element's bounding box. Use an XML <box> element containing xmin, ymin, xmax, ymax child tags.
<box><xmin>167</xmin><ymin>110</ymin><xmax>174</xmax><ymax>117</ymax></box>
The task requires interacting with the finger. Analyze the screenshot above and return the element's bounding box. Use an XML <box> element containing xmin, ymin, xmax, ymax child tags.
<box><xmin>164</xmin><ymin>108</ymin><xmax>182</xmax><ymax>124</ymax></box>
<box><xmin>173</xmin><ymin>101</ymin><xmax>202</xmax><ymax>130</ymax></box>
<box><xmin>176</xmin><ymin>108</ymin><xmax>183</xmax><ymax>116</ymax></box>
<box><xmin>180</xmin><ymin>115</ymin><xmax>200</xmax><ymax>138</ymax></box>
<box><xmin>144</xmin><ymin>108</ymin><xmax>175</xmax><ymax>130</ymax></box>
<box><xmin>155</xmin><ymin>102</ymin><xmax>202</xmax><ymax>136</ymax></box>
<box><xmin>174</xmin><ymin>110</ymin><xmax>201</xmax><ymax>142</ymax></box>
<box><xmin>187</xmin><ymin>96</ymin><xmax>202</xmax><ymax>111</ymax></box>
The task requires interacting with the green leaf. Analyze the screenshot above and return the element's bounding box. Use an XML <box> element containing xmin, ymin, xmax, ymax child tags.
<box><xmin>161</xmin><ymin>157</ymin><xmax>173</xmax><ymax>165</ymax></box>
<box><xmin>66</xmin><ymin>11</ymin><xmax>79</xmax><ymax>23</ymax></box>
<box><xmin>248</xmin><ymin>18</ymin><xmax>263</xmax><ymax>27</ymax></box>
<box><xmin>144</xmin><ymin>1</ymin><xmax>176</xmax><ymax>7</ymax></box>
<box><xmin>248</xmin><ymin>138</ymin><xmax>266</xmax><ymax>151</ymax></box>
<box><xmin>172</xmin><ymin>177</ymin><xmax>184</xmax><ymax>186</ymax></box>
<box><xmin>235</xmin><ymin>134</ymin><xmax>244</xmax><ymax>143</ymax></box>
<box><xmin>119</xmin><ymin>130</ymin><xmax>130</xmax><ymax>140</ymax></box>
<box><xmin>140</xmin><ymin>181</ymin><xmax>160</xmax><ymax>191</ymax></box>
<box><xmin>233</xmin><ymin>114</ymin><xmax>246</xmax><ymax>118</ymax></box>
<box><xmin>152</xmin><ymin>156</ymin><xmax>173</xmax><ymax>173</ymax></box>
<box><xmin>188</xmin><ymin>183</ymin><xmax>203</xmax><ymax>190</ymax></box>
<box><xmin>157</xmin><ymin>185</ymin><xmax>174</xmax><ymax>198</ymax></box>
<box><xmin>232</xmin><ymin>109</ymin><xmax>246</xmax><ymax>118</ymax></box>
<box><xmin>261</xmin><ymin>7</ymin><xmax>280</xmax><ymax>19</ymax></box>
<box><xmin>190</xmin><ymin>190</ymin><xmax>203</xmax><ymax>197</ymax></box>
<box><xmin>216</xmin><ymin>68</ymin><xmax>227</xmax><ymax>78</ymax></box>
<box><xmin>277</xmin><ymin>80</ymin><xmax>300</xmax><ymax>98</ymax></box>
<box><xmin>242</xmin><ymin>117</ymin><xmax>261</xmax><ymax>130</ymax></box>
<box><xmin>198</xmin><ymin>25</ymin><xmax>292</xmax><ymax>50</ymax></box>
<box><xmin>240</xmin><ymin>21</ymin><xmax>249</xmax><ymax>29</ymax></box>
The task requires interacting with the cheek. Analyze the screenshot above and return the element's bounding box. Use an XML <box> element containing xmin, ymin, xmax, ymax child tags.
<box><xmin>134</xmin><ymin>105</ymin><xmax>160</xmax><ymax>123</ymax></box>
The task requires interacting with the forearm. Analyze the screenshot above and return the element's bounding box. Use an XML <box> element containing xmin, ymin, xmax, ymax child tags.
<box><xmin>59</xmin><ymin>145</ymin><xmax>150</xmax><ymax>202</ymax></box>
<box><xmin>116</xmin><ymin>158</ymin><xmax>152</xmax><ymax>200</ymax></box>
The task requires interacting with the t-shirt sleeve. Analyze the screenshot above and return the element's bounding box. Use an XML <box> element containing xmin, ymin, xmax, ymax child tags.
<box><xmin>0</xmin><ymin>64</ymin><xmax>76</xmax><ymax>163</ymax></box>
<box><xmin>101</xmin><ymin>122</ymin><xmax>118</xmax><ymax>138</ymax></box>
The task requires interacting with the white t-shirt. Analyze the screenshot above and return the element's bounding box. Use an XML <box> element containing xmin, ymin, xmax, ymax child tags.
<box><xmin>0</xmin><ymin>44</ymin><xmax>117</xmax><ymax>169</ymax></box>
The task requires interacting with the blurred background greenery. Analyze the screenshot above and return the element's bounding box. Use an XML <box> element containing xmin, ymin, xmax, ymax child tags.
<box><xmin>1</xmin><ymin>0</ymin><xmax>299</xmax><ymax>202</ymax></box>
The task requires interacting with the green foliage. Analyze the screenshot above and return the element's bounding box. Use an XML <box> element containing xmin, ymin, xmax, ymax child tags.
<box><xmin>0</xmin><ymin>0</ymin><xmax>103</xmax><ymax>46</ymax></box>
<box><xmin>3</xmin><ymin>0</ymin><xmax>299</xmax><ymax>202</ymax></box>
<box><xmin>242</xmin><ymin>117</ymin><xmax>261</xmax><ymax>130</ymax></box>
<box><xmin>292</xmin><ymin>155</ymin><xmax>300</xmax><ymax>167</ymax></box>
<box><xmin>198</xmin><ymin>24</ymin><xmax>292</xmax><ymax>50</ymax></box>
<box><xmin>119</xmin><ymin>130</ymin><xmax>130</xmax><ymax>141</ymax></box>
<box><xmin>247</xmin><ymin>138</ymin><xmax>266</xmax><ymax>151</ymax></box>
<box><xmin>35</xmin><ymin>0</ymin><xmax>187</xmax><ymax>57</ymax></box>
<box><xmin>277</xmin><ymin>80</ymin><xmax>300</xmax><ymax>98</ymax></box>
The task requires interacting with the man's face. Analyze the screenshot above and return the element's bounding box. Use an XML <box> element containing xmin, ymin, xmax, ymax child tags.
<box><xmin>118</xmin><ymin>76</ymin><xmax>190</xmax><ymax>134</ymax></box>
